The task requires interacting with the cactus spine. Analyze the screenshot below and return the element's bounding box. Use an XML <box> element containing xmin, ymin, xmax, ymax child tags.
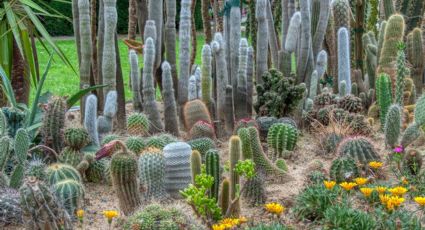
<box><xmin>52</xmin><ymin>179</ymin><xmax>84</xmax><ymax>216</ymax></box>
<box><xmin>256</xmin><ymin>0</ymin><xmax>268</xmax><ymax>83</ymax></box>
<box><xmin>384</xmin><ymin>104</ymin><xmax>402</xmax><ymax>148</ymax></box>
<box><xmin>229</xmin><ymin>136</ymin><xmax>241</xmax><ymax>217</ymax></box>
<box><xmin>84</xmin><ymin>95</ymin><xmax>99</xmax><ymax>146</ymax></box>
<box><xmin>337</xmin><ymin>27</ymin><xmax>351</xmax><ymax>95</ymax></box>
<box><xmin>110</xmin><ymin>142</ymin><xmax>141</xmax><ymax>215</ymax></box>
<box><xmin>414</xmin><ymin>95</ymin><xmax>425</xmax><ymax>126</ymax></box>
<box><xmin>401</xmin><ymin>123</ymin><xmax>422</xmax><ymax>147</ymax></box>
<box><xmin>129</xmin><ymin>50</ymin><xmax>142</xmax><ymax>111</ymax></box>
<box><xmin>178</xmin><ymin>0</ymin><xmax>191</xmax><ymax>110</ymax></box>
<box><xmin>163</xmin><ymin>142</ymin><xmax>192</xmax><ymax>198</ymax></box>
<box><xmin>337</xmin><ymin>136</ymin><xmax>380</xmax><ymax>164</ymax></box>
<box><xmin>235</xmin><ymin>38</ymin><xmax>249</xmax><ymax>120</ymax></box>
<box><xmin>78</xmin><ymin>0</ymin><xmax>92</xmax><ymax>114</ymax></box>
<box><xmin>212</xmin><ymin>33</ymin><xmax>229</xmax><ymax>123</ymax></box>
<box><xmin>201</xmin><ymin>44</ymin><xmax>215</xmax><ymax>115</ymax></box>
<box><xmin>377</xmin><ymin>74</ymin><xmax>393</xmax><ymax>128</ymax></box>
<box><xmin>143</xmin><ymin>38</ymin><xmax>163</xmax><ymax>133</ymax></box>
<box><xmin>395</xmin><ymin>46</ymin><xmax>406</xmax><ymax>106</ymax></box>
<box><xmin>267</xmin><ymin>123</ymin><xmax>298</xmax><ymax>159</ymax></box>
<box><xmin>330</xmin><ymin>157</ymin><xmax>359</xmax><ymax>183</ymax></box>
<box><xmin>102</xmin><ymin>0</ymin><xmax>117</xmax><ymax>94</ymax></box>
<box><xmin>127</xmin><ymin>112</ymin><xmax>149</xmax><ymax>136</ymax></box>
<box><xmin>206</xmin><ymin>150</ymin><xmax>220</xmax><ymax>200</ymax></box>
<box><xmin>139</xmin><ymin>149</ymin><xmax>169</xmax><ymax>202</ymax></box>
<box><xmin>162</xmin><ymin>61</ymin><xmax>179</xmax><ymax>136</ymax></box>
<box><xmin>41</xmin><ymin>97</ymin><xmax>66</xmax><ymax>153</ymax></box>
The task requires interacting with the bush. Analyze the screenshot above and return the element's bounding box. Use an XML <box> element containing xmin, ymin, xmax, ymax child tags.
<box><xmin>247</xmin><ymin>222</ymin><xmax>292</xmax><ymax>230</ymax></box>
<box><xmin>323</xmin><ymin>205</ymin><xmax>376</xmax><ymax>230</ymax></box>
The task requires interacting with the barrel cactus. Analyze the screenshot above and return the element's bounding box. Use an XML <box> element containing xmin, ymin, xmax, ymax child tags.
<box><xmin>337</xmin><ymin>95</ymin><xmax>363</xmax><ymax>113</ymax></box>
<box><xmin>64</xmin><ymin>127</ymin><xmax>90</xmax><ymax>150</ymax></box>
<box><xmin>163</xmin><ymin>142</ymin><xmax>192</xmax><ymax>198</ymax></box>
<box><xmin>267</xmin><ymin>123</ymin><xmax>298</xmax><ymax>159</ymax></box>
<box><xmin>189</xmin><ymin>120</ymin><xmax>216</xmax><ymax>139</ymax></box>
<box><xmin>52</xmin><ymin>179</ymin><xmax>85</xmax><ymax>216</ymax></box>
<box><xmin>183</xmin><ymin>99</ymin><xmax>212</xmax><ymax>130</ymax></box>
<box><xmin>46</xmin><ymin>163</ymin><xmax>82</xmax><ymax>185</ymax></box>
<box><xmin>41</xmin><ymin>97</ymin><xmax>66</xmax><ymax>153</ymax></box>
<box><xmin>139</xmin><ymin>148</ymin><xmax>169</xmax><ymax>202</ymax></box>
<box><xmin>187</xmin><ymin>137</ymin><xmax>216</xmax><ymax>160</ymax></box>
<box><xmin>127</xmin><ymin>113</ymin><xmax>150</xmax><ymax>136</ymax></box>
<box><xmin>337</xmin><ymin>136</ymin><xmax>380</xmax><ymax>164</ymax></box>
<box><xmin>125</xmin><ymin>136</ymin><xmax>146</xmax><ymax>154</ymax></box>
<box><xmin>330</xmin><ymin>157</ymin><xmax>359</xmax><ymax>183</ymax></box>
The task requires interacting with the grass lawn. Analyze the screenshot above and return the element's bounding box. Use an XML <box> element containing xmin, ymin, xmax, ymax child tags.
<box><xmin>32</xmin><ymin>35</ymin><xmax>205</xmax><ymax>104</ymax></box>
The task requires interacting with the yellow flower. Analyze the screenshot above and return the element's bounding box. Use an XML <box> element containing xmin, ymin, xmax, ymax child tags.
<box><xmin>360</xmin><ymin>187</ymin><xmax>374</xmax><ymax>197</ymax></box>
<box><xmin>212</xmin><ymin>224</ymin><xmax>226</xmax><ymax>230</ymax></box>
<box><xmin>375</xmin><ymin>186</ymin><xmax>387</xmax><ymax>194</ymax></box>
<box><xmin>414</xmin><ymin>197</ymin><xmax>425</xmax><ymax>207</ymax></box>
<box><xmin>379</xmin><ymin>194</ymin><xmax>391</xmax><ymax>205</ymax></box>
<box><xmin>401</xmin><ymin>177</ymin><xmax>409</xmax><ymax>185</ymax></box>
<box><xmin>103</xmin><ymin>210</ymin><xmax>118</xmax><ymax>224</ymax></box>
<box><xmin>219</xmin><ymin>218</ymin><xmax>240</xmax><ymax>226</ymax></box>
<box><xmin>386</xmin><ymin>196</ymin><xmax>404</xmax><ymax>211</ymax></box>
<box><xmin>339</xmin><ymin>182</ymin><xmax>357</xmax><ymax>191</ymax></box>
<box><xmin>369</xmin><ymin>161</ymin><xmax>383</xmax><ymax>169</ymax></box>
<box><xmin>323</xmin><ymin>180</ymin><xmax>336</xmax><ymax>190</ymax></box>
<box><xmin>265</xmin><ymin>202</ymin><xmax>285</xmax><ymax>215</ymax></box>
<box><xmin>388</xmin><ymin>186</ymin><xmax>408</xmax><ymax>197</ymax></box>
<box><xmin>238</xmin><ymin>217</ymin><xmax>248</xmax><ymax>224</ymax></box>
<box><xmin>76</xmin><ymin>209</ymin><xmax>84</xmax><ymax>218</ymax></box>
<box><xmin>354</xmin><ymin>177</ymin><xmax>368</xmax><ymax>186</ymax></box>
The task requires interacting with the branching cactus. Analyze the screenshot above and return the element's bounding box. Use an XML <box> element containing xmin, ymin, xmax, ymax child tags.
<box><xmin>129</xmin><ymin>50</ymin><xmax>142</xmax><ymax>112</ymax></box>
<box><xmin>255</xmin><ymin>0</ymin><xmax>268</xmax><ymax>84</ymax></box>
<box><xmin>41</xmin><ymin>97</ymin><xmax>66</xmax><ymax>153</ymax></box>
<box><xmin>212</xmin><ymin>33</ymin><xmax>228</xmax><ymax>122</ymax></box>
<box><xmin>267</xmin><ymin>123</ymin><xmax>298</xmax><ymax>160</ymax></box>
<box><xmin>20</xmin><ymin>178</ymin><xmax>73</xmax><ymax>230</ymax></box>
<box><xmin>337</xmin><ymin>136</ymin><xmax>380</xmax><ymax>164</ymax></box>
<box><xmin>162</xmin><ymin>61</ymin><xmax>179</xmax><ymax>136</ymax></box>
<box><xmin>98</xmin><ymin>90</ymin><xmax>118</xmax><ymax>136</ymax></box>
<box><xmin>183</xmin><ymin>99</ymin><xmax>212</xmax><ymax>130</ymax></box>
<box><xmin>384</xmin><ymin>104</ymin><xmax>402</xmax><ymax>148</ymax></box>
<box><xmin>201</xmin><ymin>44</ymin><xmax>215</xmax><ymax>116</ymax></box>
<box><xmin>127</xmin><ymin>113</ymin><xmax>150</xmax><ymax>136</ymax></box>
<box><xmin>52</xmin><ymin>179</ymin><xmax>85</xmax><ymax>217</ymax></box>
<box><xmin>84</xmin><ymin>94</ymin><xmax>99</xmax><ymax>146</ymax></box>
<box><xmin>143</xmin><ymin>38</ymin><xmax>163</xmax><ymax>133</ymax></box>
<box><xmin>163</xmin><ymin>142</ymin><xmax>192</xmax><ymax>198</ymax></box>
<box><xmin>235</xmin><ymin>38</ymin><xmax>249</xmax><ymax>120</ymax></box>
<box><xmin>337</xmin><ymin>27</ymin><xmax>351</xmax><ymax>95</ymax></box>
<box><xmin>229</xmin><ymin>136</ymin><xmax>241</xmax><ymax>217</ymax></box>
<box><xmin>206</xmin><ymin>150</ymin><xmax>220</xmax><ymax>200</ymax></box>
<box><xmin>139</xmin><ymin>148</ymin><xmax>170</xmax><ymax>202</ymax></box>
<box><xmin>102</xmin><ymin>0</ymin><xmax>117</xmax><ymax>94</ymax></box>
<box><xmin>376</xmin><ymin>74</ymin><xmax>393</xmax><ymax>128</ymax></box>
<box><xmin>178</xmin><ymin>0</ymin><xmax>191</xmax><ymax>110</ymax></box>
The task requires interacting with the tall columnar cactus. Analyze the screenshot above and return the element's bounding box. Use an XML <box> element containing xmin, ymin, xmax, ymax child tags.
<box><xmin>143</xmin><ymin>38</ymin><xmax>163</xmax><ymax>133</ymax></box>
<box><xmin>127</xmin><ymin>113</ymin><xmax>149</xmax><ymax>136</ymax></box>
<box><xmin>220</xmin><ymin>178</ymin><xmax>230</xmax><ymax>215</ymax></box>
<box><xmin>230</xmin><ymin>0</ymin><xmax>241</xmax><ymax>94</ymax></box>
<box><xmin>148</xmin><ymin>0</ymin><xmax>163</xmax><ymax>70</ymax></box>
<box><xmin>212</xmin><ymin>33</ymin><xmax>229</xmax><ymax>122</ymax></box>
<box><xmin>401</xmin><ymin>123</ymin><xmax>422</xmax><ymax>147</ymax></box>
<box><xmin>143</xmin><ymin>20</ymin><xmax>157</xmax><ymax>42</ymax></box>
<box><xmin>190</xmin><ymin>150</ymin><xmax>202</xmax><ymax>184</ymax></box>
<box><xmin>297</xmin><ymin>0</ymin><xmax>313</xmax><ymax>84</ymax></box>
<box><xmin>163</xmin><ymin>142</ymin><xmax>192</xmax><ymax>198</ymax></box>
<box><xmin>267</xmin><ymin>123</ymin><xmax>298</xmax><ymax>160</ymax></box>
<box><xmin>129</xmin><ymin>50</ymin><xmax>142</xmax><ymax>112</ymax></box>
<box><xmin>110</xmin><ymin>142</ymin><xmax>141</xmax><ymax>215</ymax></box>
<box><xmin>255</xmin><ymin>0</ymin><xmax>268</xmax><ymax>84</ymax></box>
<box><xmin>414</xmin><ymin>95</ymin><xmax>425</xmax><ymax>126</ymax></box>
<box><xmin>183</xmin><ymin>99</ymin><xmax>212</xmax><ymax>130</ymax></box>
<box><xmin>316</xmin><ymin>50</ymin><xmax>328</xmax><ymax>84</ymax></box>
<box><xmin>78</xmin><ymin>0</ymin><xmax>92</xmax><ymax>111</ymax></box>
<box><xmin>188</xmin><ymin>75</ymin><xmax>198</xmax><ymax>101</ymax></box>
<box><xmin>84</xmin><ymin>95</ymin><xmax>99</xmax><ymax>146</ymax></box>
<box><xmin>337</xmin><ymin>136</ymin><xmax>380</xmax><ymax>164</ymax></box>
<box><xmin>407</xmin><ymin>28</ymin><xmax>424</xmax><ymax>95</ymax></box>
<box><xmin>139</xmin><ymin>148</ymin><xmax>169</xmax><ymax>202</ymax></box>
<box><xmin>52</xmin><ymin>179</ymin><xmax>85</xmax><ymax>216</ymax></box>
<box><xmin>162</xmin><ymin>61</ymin><xmax>179</xmax><ymax>136</ymax></box>
<box><xmin>41</xmin><ymin>97</ymin><xmax>66</xmax><ymax>153</ymax></box>
<box><xmin>206</xmin><ymin>150</ymin><xmax>220</xmax><ymax>200</ymax></box>
<box><xmin>330</xmin><ymin>157</ymin><xmax>359</xmax><ymax>183</ymax></box>
<box><xmin>377</xmin><ymin>14</ymin><xmax>405</xmax><ymax>91</ymax></box>
<box><xmin>285</xmin><ymin>11</ymin><xmax>301</xmax><ymax>53</ymax></box>
<box><xmin>395</xmin><ymin>46</ymin><xmax>406</xmax><ymax>106</ymax></box>
<box><xmin>384</xmin><ymin>104</ymin><xmax>402</xmax><ymax>148</ymax></box>
<box><xmin>224</xmin><ymin>86</ymin><xmax>235</xmax><ymax>134</ymax></box>
<box><xmin>383</xmin><ymin>0</ymin><xmax>395</xmax><ymax>19</ymax></box>
<box><xmin>241</xmin><ymin>172</ymin><xmax>266</xmax><ymax>206</ymax></box>
<box><xmin>365</xmin><ymin>42</ymin><xmax>377</xmax><ymax>89</ymax></box>
<box><xmin>20</xmin><ymin>178</ymin><xmax>73</xmax><ymax>229</ymax></box>
<box><xmin>337</xmin><ymin>27</ymin><xmax>351</xmax><ymax>95</ymax></box>
<box><xmin>229</xmin><ymin>136</ymin><xmax>241</xmax><ymax>217</ymax></box>
<box><xmin>237</xmin><ymin>127</ymin><xmax>253</xmax><ymax>160</ymax></box>
<box><xmin>0</xmin><ymin>110</ymin><xmax>6</xmax><ymax>137</ymax></box>
<box><xmin>309</xmin><ymin>71</ymin><xmax>319</xmax><ymax>99</ymax></box>
<box><xmin>235</xmin><ymin>38</ymin><xmax>248</xmax><ymax>120</ymax></box>
<box><xmin>246</xmin><ymin>46</ymin><xmax>254</xmax><ymax>116</ymax></box>
<box><xmin>311</xmin><ymin>0</ymin><xmax>330</xmax><ymax>58</ymax></box>
<box><xmin>377</xmin><ymin>21</ymin><xmax>387</xmax><ymax>65</ymax></box>
<box><xmin>178</xmin><ymin>0</ymin><xmax>191</xmax><ymax>110</ymax></box>
<box><xmin>377</xmin><ymin>74</ymin><xmax>393</xmax><ymax>128</ymax></box>
<box><xmin>266</xmin><ymin>0</ymin><xmax>278</xmax><ymax>67</ymax></box>
<box><xmin>102</xmin><ymin>0</ymin><xmax>117</xmax><ymax>94</ymax></box>
<box><xmin>97</xmin><ymin>90</ymin><xmax>118</xmax><ymax>136</ymax></box>
<box><xmin>165</xmin><ymin>0</ymin><xmax>178</xmax><ymax>94</ymax></box>
<box><xmin>201</xmin><ymin>44</ymin><xmax>215</xmax><ymax>115</ymax></box>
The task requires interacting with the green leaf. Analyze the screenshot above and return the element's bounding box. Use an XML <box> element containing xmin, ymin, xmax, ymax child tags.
<box><xmin>19</xmin><ymin>24</ymin><xmax>37</xmax><ymax>86</ymax></box>
<box><xmin>66</xmin><ymin>85</ymin><xmax>108</xmax><ymax>109</ymax></box>
<box><xmin>19</xmin><ymin>0</ymin><xmax>50</xmax><ymax>15</ymax></box>
<box><xmin>0</xmin><ymin>65</ymin><xmax>17</xmax><ymax>107</ymax></box>
<box><xmin>4</xmin><ymin>2</ymin><xmax>24</xmax><ymax>56</ymax></box>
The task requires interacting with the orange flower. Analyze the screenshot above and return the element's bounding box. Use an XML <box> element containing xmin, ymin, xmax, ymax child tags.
<box><xmin>369</xmin><ymin>161</ymin><xmax>383</xmax><ymax>169</ymax></box>
<box><xmin>388</xmin><ymin>186</ymin><xmax>408</xmax><ymax>197</ymax></box>
<box><xmin>323</xmin><ymin>180</ymin><xmax>336</xmax><ymax>190</ymax></box>
<box><xmin>414</xmin><ymin>197</ymin><xmax>425</xmax><ymax>207</ymax></box>
<box><xmin>354</xmin><ymin>177</ymin><xmax>368</xmax><ymax>186</ymax></box>
<box><xmin>340</xmin><ymin>182</ymin><xmax>357</xmax><ymax>191</ymax></box>
<box><xmin>375</xmin><ymin>186</ymin><xmax>387</xmax><ymax>194</ymax></box>
<box><xmin>360</xmin><ymin>187</ymin><xmax>374</xmax><ymax>197</ymax></box>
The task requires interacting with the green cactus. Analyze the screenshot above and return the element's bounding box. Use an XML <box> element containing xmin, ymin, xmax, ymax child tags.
<box><xmin>8</xmin><ymin>128</ymin><xmax>29</xmax><ymax>188</ymax></box>
<box><xmin>384</xmin><ymin>104</ymin><xmax>402</xmax><ymax>148</ymax></box>
<box><xmin>101</xmin><ymin>134</ymin><xmax>120</xmax><ymax>146</ymax></box>
<box><xmin>382</xmin><ymin>0</ymin><xmax>395</xmax><ymax>19</ymax></box>
<box><xmin>190</xmin><ymin>150</ymin><xmax>202</xmax><ymax>185</ymax></box>
<box><xmin>229</xmin><ymin>136</ymin><xmax>241</xmax><ymax>216</ymax></box>
<box><xmin>414</xmin><ymin>95</ymin><xmax>425</xmax><ymax>126</ymax></box>
<box><xmin>0</xmin><ymin>110</ymin><xmax>6</xmax><ymax>137</ymax></box>
<box><xmin>401</xmin><ymin>123</ymin><xmax>422</xmax><ymax>147</ymax></box>
<box><xmin>85</xmin><ymin>158</ymin><xmax>107</xmax><ymax>183</ymax></box>
<box><xmin>407</xmin><ymin>28</ymin><xmax>424</xmax><ymax>95</ymax></box>
<box><xmin>324</xmin><ymin>133</ymin><xmax>343</xmax><ymax>154</ymax></box>
<box><xmin>187</xmin><ymin>137</ymin><xmax>216</xmax><ymax>160</ymax></box>
<box><xmin>20</xmin><ymin>178</ymin><xmax>72</xmax><ymax>229</ymax></box>
<box><xmin>241</xmin><ymin>173</ymin><xmax>266</xmax><ymax>206</ymax></box>
<box><xmin>127</xmin><ymin>113</ymin><xmax>150</xmax><ymax>136</ymax></box>
<box><xmin>376</xmin><ymin>74</ymin><xmax>393</xmax><ymax>128</ymax></box>
<box><xmin>125</xmin><ymin>136</ymin><xmax>146</xmax><ymax>154</ymax></box>
<box><xmin>330</xmin><ymin>157</ymin><xmax>359</xmax><ymax>183</ymax></box>
<box><xmin>395</xmin><ymin>44</ymin><xmax>407</xmax><ymax>106</ymax></box>
<box><xmin>237</xmin><ymin>127</ymin><xmax>253</xmax><ymax>160</ymax></box>
<box><xmin>102</xmin><ymin>0</ymin><xmax>117</xmax><ymax>95</ymax></box>
<box><xmin>402</xmin><ymin>149</ymin><xmax>423</xmax><ymax>175</ymax></box>
<box><xmin>59</xmin><ymin>147</ymin><xmax>82</xmax><ymax>168</ymax></box>
<box><xmin>189</xmin><ymin>120</ymin><xmax>215</xmax><ymax>139</ymax></box>
<box><xmin>139</xmin><ymin>148</ymin><xmax>169</xmax><ymax>202</ymax></box>
<box><xmin>64</xmin><ymin>127</ymin><xmax>90</xmax><ymax>150</ymax></box>
<box><xmin>1</xmin><ymin>107</ymin><xmax>26</xmax><ymax>138</ymax></box>
<box><xmin>337</xmin><ymin>136</ymin><xmax>380</xmax><ymax>164</ymax></box>
<box><xmin>46</xmin><ymin>163</ymin><xmax>82</xmax><ymax>185</ymax></box>
<box><xmin>0</xmin><ymin>188</ymin><xmax>22</xmax><ymax>225</ymax></box>
<box><xmin>338</xmin><ymin>95</ymin><xmax>364</xmax><ymax>113</ymax></box>
<box><xmin>206</xmin><ymin>149</ymin><xmax>220</xmax><ymax>200</ymax></box>
<box><xmin>234</xmin><ymin>118</ymin><xmax>258</xmax><ymax>135</ymax></box>
<box><xmin>145</xmin><ymin>136</ymin><xmax>167</xmax><ymax>150</ymax></box>
<box><xmin>220</xmin><ymin>178</ymin><xmax>230</xmax><ymax>216</ymax></box>
<box><xmin>161</xmin><ymin>61</ymin><xmax>179</xmax><ymax>136</ymax></box>
<box><xmin>183</xmin><ymin>99</ymin><xmax>212</xmax><ymax>130</ymax></box>
<box><xmin>201</xmin><ymin>44</ymin><xmax>215</xmax><ymax>115</ymax></box>
<box><xmin>25</xmin><ymin>158</ymin><xmax>46</xmax><ymax>181</ymax></box>
<box><xmin>41</xmin><ymin>97</ymin><xmax>66</xmax><ymax>153</ymax></box>
<box><xmin>52</xmin><ymin>179</ymin><xmax>84</xmax><ymax>216</ymax></box>
<box><xmin>267</xmin><ymin>123</ymin><xmax>298</xmax><ymax>160</ymax></box>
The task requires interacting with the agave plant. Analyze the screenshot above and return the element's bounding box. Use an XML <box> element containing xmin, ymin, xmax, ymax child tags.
<box><xmin>0</xmin><ymin>0</ymin><xmax>74</xmax><ymax>105</ymax></box>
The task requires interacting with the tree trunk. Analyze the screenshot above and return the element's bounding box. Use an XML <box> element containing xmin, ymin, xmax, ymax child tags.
<box><xmin>115</xmin><ymin>33</ymin><xmax>126</xmax><ymax>131</ymax></box>
<box><xmin>165</xmin><ymin>0</ymin><xmax>178</xmax><ymax>97</ymax></box>
<box><xmin>213</xmin><ymin>0</ymin><xmax>223</xmax><ymax>32</ymax></box>
<box><xmin>136</xmin><ymin>0</ymin><xmax>149</xmax><ymax>42</ymax></box>
<box><xmin>202</xmin><ymin>0</ymin><xmax>212</xmax><ymax>43</ymax></box>
<box><xmin>72</xmin><ymin>0</ymin><xmax>81</xmax><ymax>64</ymax></box>
<box><xmin>190</xmin><ymin>0</ymin><xmax>197</xmax><ymax>67</ymax></box>
<box><xmin>11</xmin><ymin>39</ymin><xmax>29</xmax><ymax>105</ymax></box>
<box><xmin>97</xmin><ymin>0</ymin><xmax>105</xmax><ymax>110</ymax></box>
<box><xmin>128</xmin><ymin>0</ymin><xmax>138</xmax><ymax>40</ymax></box>
<box><xmin>355</xmin><ymin>0</ymin><xmax>364</xmax><ymax>74</ymax></box>
<box><xmin>91</xmin><ymin>0</ymin><xmax>99</xmax><ymax>98</ymax></box>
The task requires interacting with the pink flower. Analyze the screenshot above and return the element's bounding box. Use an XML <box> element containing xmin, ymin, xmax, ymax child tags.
<box><xmin>393</xmin><ymin>146</ymin><xmax>404</xmax><ymax>153</ymax></box>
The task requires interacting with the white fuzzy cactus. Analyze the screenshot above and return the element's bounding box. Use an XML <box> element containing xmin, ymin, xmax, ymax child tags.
<box><xmin>163</xmin><ymin>142</ymin><xmax>192</xmax><ymax>198</ymax></box>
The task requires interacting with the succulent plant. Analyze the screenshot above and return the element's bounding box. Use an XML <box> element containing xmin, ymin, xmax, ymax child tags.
<box><xmin>41</xmin><ymin>97</ymin><xmax>66</xmax><ymax>153</ymax></box>
<box><xmin>85</xmin><ymin>158</ymin><xmax>107</xmax><ymax>183</ymax></box>
<box><xmin>330</xmin><ymin>157</ymin><xmax>359</xmax><ymax>183</ymax></box>
<box><xmin>127</xmin><ymin>113</ymin><xmax>150</xmax><ymax>136</ymax></box>
<box><xmin>402</xmin><ymin>149</ymin><xmax>423</xmax><ymax>175</ymax></box>
<box><xmin>337</xmin><ymin>136</ymin><xmax>380</xmax><ymax>164</ymax></box>
<box><xmin>183</xmin><ymin>99</ymin><xmax>212</xmax><ymax>130</ymax></box>
<box><xmin>189</xmin><ymin>120</ymin><xmax>216</xmax><ymax>139</ymax></box>
<box><xmin>338</xmin><ymin>95</ymin><xmax>363</xmax><ymax>113</ymax></box>
<box><xmin>59</xmin><ymin>147</ymin><xmax>82</xmax><ymax>168</ymax></box>
<box><xmin>384</xmin><ymin>104</ymin><xmax>402</xmax><ymax>148</ymax></box>
<box><xmin>52</xmin><ymin>179</ymin><xmax>85</xmax><ymax>216</ymax></box>
<box><xmin>234</xmin><ymin>118</ymin><xmax>258</xmax><ymax>134</ymax></box>
<box><xmin>46</xmin><ymin>163</ymin><xmax>82</xmax><ymax>185</ymax></box>
<box><xmin>125</xmin><ymin>136</ymin><xmax>146</xmax><ymax>154</ymax></box>
<box><xmin>190</xmin><ymin>150</ymin><xmax>202</xmax><ymax>184</ymax></box>
<box><xmin>0</xmin><ymin>188</ymin><xmax>22</xmax><ymax>226</ymax></box>
<box><xmin>64</xmin><ymin>127</ymin><xmax>90</xmax><ymax>150</ymax></box>
<box><xmin>267</xmin><ymin>123</ymin><xmax>298</xmax><ymax>159</ymax></box>
<box><xmin>163</xmin><ymin>142</ymin><xmax>192</xmax><ymax>198</ymax></box>
<box><xmin>187</xmin><ymin>137</ymin><xmax>216</xmax><ymax>160</ymax></box>
<box><xmin>25</xmin><ymin>158</ymin><xmax>47</xmax><ymax>181</ymax></box>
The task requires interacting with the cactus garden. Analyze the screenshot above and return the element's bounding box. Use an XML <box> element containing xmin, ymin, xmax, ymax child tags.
<box><xmin>2</xmin><ymin>0</ymin><xmax>425</xmax><ymax>229</ymax></box>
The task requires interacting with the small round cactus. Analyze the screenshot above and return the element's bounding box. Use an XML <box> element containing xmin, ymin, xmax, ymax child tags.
<box><xmin>127</xmin><ymin>113</ymin><xmax>150</xmax><ymax>136</ymax></box>
<box><xmin>25</xmin><ymin>159</ymin><xmax>47</xmax><ymax>182</ymax></box>
<box><xmin>330</xmin><ymin>157</ymin><xmax>359</xmax><ymax>183</ymax></box>
<box><xmin>337</xmin><ymin>95</ymin><xmax>364</xmax><ymax>113</ymax></box>
<box><xmin>64</xmin><ymin>127</ymin><xmax>90</xmax><ymax>150</ymax></box>
<box><xmin>125</xmin><ymin>136</ymin><xmax>146</xmax><ymax>154</ymax></box>
<box><xmin>52</xmin><ymin>179</ymin><xmax>85</xmax><ymax>217</ymax></box>
<box><xmin>101</xmin><ymin>134</ymin><xmax>120</xmax><ymax>146</ymax></box>
<box><xmin>189</xmin><ymin>120</ymin><xmax>216</xmax><ymax>139</ymax></box>
<box><xmin>85</xmin><ymin>158</ymin><xmax>107</xmax><ymax>183</ymax></box>
<box><xmin>337</xmin><ymin>136</ymin><xmax>380</xmax><ymax>164</ymax></box>
<box><xmin>187</xmin><ymin>137</ymin><xmax>216</xmax><ymax>160</ymax></box>
<box><xmin>46</xmin><ymin>163</ymin><xmax>82</xmax><ymax>185</ymax></box>
<box><xmin>59</xmin><ymin>147</ymin><xmax>82</xmax><ymax>168</ymax></box>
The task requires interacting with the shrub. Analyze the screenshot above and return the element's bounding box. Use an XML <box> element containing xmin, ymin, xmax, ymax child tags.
<box><xmin>294</xmin><ymin>184</ymin><xmax>338</xmax><ymax>221</ymax></box>
<box><xmin>323</xmin><ymin>205</ymin><xmax>376</xmax><ymax>230</ymax></box>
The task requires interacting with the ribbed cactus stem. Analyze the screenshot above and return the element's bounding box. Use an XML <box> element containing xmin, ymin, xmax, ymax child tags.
<box><xmin>384</xmin><ymin>104</ymin><xmax>402</xmax><ymax>148</ymax></box>
<box><xmin>129</xmin><ymin>50</ymin><xmax>142</xmax><ymax>111</ymax></box>
<box><xmin>383</xmin><ymin>0</ymin><xmax>395</xmax><ymax>19</ymax></box>
<box><xmin>256</xmin><ymin>0</ymin><xmax>268</xmax><ymax>84</ymax></box>
<box><xmin>407</xmin><ymin>28</ymin><xmax>424</xmax><ymax>95</ymax></box>
<box><xmin>143</xmin><ymin>38</ymin><xmax>163</xmax><ymax>133</ymax></box>
<box><xmin>102</xmin><ymin>0</ymin><xmax>117</xmax><ymax>94</ymax></box>
<box><xmin>377</xmin><ymin>21</ymin><xmax>387</xmax><ymax>66</ymax></box>
<box><xmin>201</xmin><ymin>44</ymin><xmax>214</xmax><ymax>115</ymax></box>
<box><xmin>190</xmin><ymin>150</ymin><xmax>202</xmax><ymax>185</ymax></box>
<box><xmin>143</xmin><ymin>20</ymin><xmax>157</xmax><ymax>42</ymax></box>
<box><xmin>98</xmin><ymin>90</ymin><xmax>117</xmax><ymax>136</ymax></box>
<box><xmin>212</xmin><ymin>33</ymin><xmax>228</xmax><ymax>122</ymax></box>
<box><xmin>309</xmin><ymin>70</ymin><xmax>319</xmax><ymax>99</ymax></box>
<box><xmin>0</xmin><ymin>110</ymin><xmax>6</xmax><ymax>136</ymax></box>
<box><xmin>316</xmin><ymin>50</ymin><xmax>328</xmax><ymax>83</ymax></box>
<box><xmin>395</xmin><ymin>47</ymin><xmax>406</xmax><ymax>106</ymax></box>
<box><xmin>206</xmin><ymin>150</ymin><xmax>220</xmax><ymax>200</ymax></box>
<box><xmin>237</xmin><ymin>123</ymin><xmax>253</xmax><ymax>160</ymax></box>
<box><xmin>339</xmin><ymin>80</ymin><xmax>347</xmax><ymax>97</ymax></box>
<box><xmin>224</xmin><ymin>85</ymin><xmax>235</xmax><ymax>134</ymax></box>
<box><xmin>78</xmin><ymin>0</ymin><xmax>92</xmax><ymax>107</ymax></box>
<box><xmin>229</xmin><ymin>136</ymin><xmax>240</xmax><ymax>216</ymax></box>
<box><xmin>297</xmin><ymin>0</ymin><xmax>314</xmax><ymax>84</ymax></box>
<box><xmin>230</xmin><ymin>0</ymin><xmax>241</xmax><ymax>95</ymax></box>
<box><xmin>377</xmin><ymin>74</ymin><xmax>393</xmax><ymax>128</ymax></box>
<box><xmin>337</xmin><ymin>27</ymin><xmax>351</xmax><ymax>95</ymax></box>
<box><xmin>285</xmin><ymin>11</ymin><xmax>301</xmax><ymax>52</ymax></box>
<box><xmin>41</xmin><ymin>97</ymin><xmax>66</xmax><ymax>153</ymax></box>
<box><xmin>162</xmin><ymin>61</ymin><xmax>179</xmax><ymax>136</ymax></box>
<box><xmin>148</xmin><ymin>0</ymin><xmax>163</xmax><ymax>69</ymax></box>
<box><xmin>312</xmin><ymin>0</ymin><xmax>330</xmax><ymax>58</ymax></box>
<box><xmin>163</xmin><ymin>142</ymin><xmax>192</xmax><ymax>198</ymax></box>
<box><xmin>84</xmin><ymin>95</ymin><xmax>99</xmax><ymax>146</ymax></box>
<box><xmin>235</xmin><ymin>38</ymin><xmax>248</xmax><ymax>120</ymax></box>
<box><xmin>220</xmin><ymin>178</ymin><xmax>230</xmax><ymax>215</ymax></box>
<box><xmin>165</xmin><ymin>0</ymin><xmax>177</xmax><ymax>96</ymax></box>
<box><xmin>178</xmin><ymin>0</ymin><xmax>191</xmax><ymax>108</ymax></box>
<box><xmin>266</xmin><ymin>0</ymin><xmax>278</xmax><ymax>67</ymax></box>
<box><xmin>246</xmin><ymin>46</ymin><xmax>254</xmax><ymax>116</ymax></box>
